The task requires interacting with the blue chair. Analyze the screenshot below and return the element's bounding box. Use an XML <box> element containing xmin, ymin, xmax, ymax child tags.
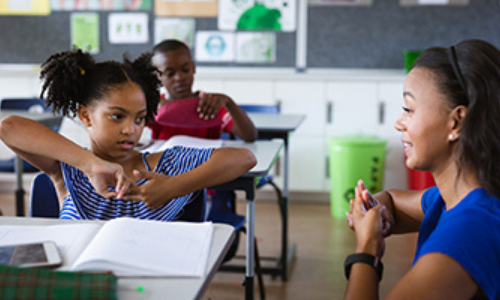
<box><xmin>29</xmin><ymin>173</ymin><xmax>59</xmax><ymax>218</ymax></box>
<box><xmin>0</xmin><ymin>98</ymin><xmax>58</xmax><ymax>173</ymax></box>
<box><xmin>29</xmin><ymin>172</ymin><xmax>208</xmax><ymax>222</ymax></box>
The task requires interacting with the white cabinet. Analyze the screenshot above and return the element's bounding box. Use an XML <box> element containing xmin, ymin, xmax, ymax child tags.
<box><xmin>325</xmin><ymin>81</ymin><xmax>379</xmax><ymax>138</ymax></box>
<box><xmin>222</xmin><ymin>79</ymin><xmax>275</xmax><ymax>105</ymax></box>
<box><xmin>275</xmin><ymin>80</ymin><xmax>327</xmax><ymax>191</ymax></box>
<box><xmin>378</xmin><ymin>81</ymin><xmax>407</xmax><ymax>189</ymax></box>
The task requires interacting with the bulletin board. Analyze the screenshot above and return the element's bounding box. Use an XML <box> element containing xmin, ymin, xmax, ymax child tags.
<box><xmin>0</xmin><ymin>0</ymin><xmax>499</xmax><ymax>69</ymax></box>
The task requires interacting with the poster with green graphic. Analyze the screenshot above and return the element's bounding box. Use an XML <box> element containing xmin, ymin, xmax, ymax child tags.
<box><xmin>218</xmin><ymin>0</ymin><xmax>296</xmax><ymax>32</ymax></box>
<box><xmin>71</xmin><ymin>13</ymin><xmax>99</xmax><ymax>53</ymax></box>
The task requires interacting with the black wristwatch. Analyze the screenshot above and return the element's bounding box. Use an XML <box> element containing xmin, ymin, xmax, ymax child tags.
<box><xmin>344</xmin><ymin>253</ymin><xmax>384</xmax><ymax>281</ymax></box>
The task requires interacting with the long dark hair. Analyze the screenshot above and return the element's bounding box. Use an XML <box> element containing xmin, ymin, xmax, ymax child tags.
<box><xmin>39</xmin><ymin>49</ymin><xmax>161</xmax><ymax>122</ymax></box>
<box><xmin>413</xmin><ymin>39</ymin><xmax>500</xmax><ymax>198</ymax></box>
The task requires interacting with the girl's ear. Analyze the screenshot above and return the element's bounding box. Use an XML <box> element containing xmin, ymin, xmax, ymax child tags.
<box><xmin>78</xmin><ymin>105</ymin><xmax>92</xmax><ymax>128</ymax></box>
<box><xmin>449</xmin><ymin>105</ymin><xmax>468</xmax><ymax>141</ymax></box>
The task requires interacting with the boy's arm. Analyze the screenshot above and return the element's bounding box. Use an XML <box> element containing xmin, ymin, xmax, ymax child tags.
<box><xmin>197</xmin><ymin>92</ymin><xmax>258</xmax><ymax>142</ymax></box>
<box><xmin>124</xmin><ymin>147</ymin><xmax>257</xmax><ymax>209</ymax></box>
<box><xmin>0</xmin><ymin>115</ymin><xmax>133</xmax><ymax>198</ymax></box>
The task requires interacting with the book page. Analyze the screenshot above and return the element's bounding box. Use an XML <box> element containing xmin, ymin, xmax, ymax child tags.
<box><xmin>0</xmin><ymin>223</ymin><xmax>101</xmax><ymax>269</ymax></box>
<box><xmin>71</xmin><ymin>217</ymin><xmax>214</xmax><ymax>277</ymax></box>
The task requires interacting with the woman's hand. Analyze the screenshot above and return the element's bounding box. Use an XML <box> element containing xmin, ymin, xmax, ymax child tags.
<box><xmin>122</xmin><ymin>170</ymin><xmax>177</xmax><ymax>209</ymax></box>
<box><xmin>86</xmin><ymin>159</ymin><xmax>135</xmax><ymax>200</ymax></box>
<box><xmin>347</xmin><ymin>180</ymin><xmax>392</xmax><ymax>237</ymax></box>
<box><xmin>197</xmin><ymin>92</ymin><xmax>230</xmax><ymax>120</ymax></box>
<box><xmin>347</xmin><ymin>180</ymin><xmax>390</xmax><ymax>258</ymax></box>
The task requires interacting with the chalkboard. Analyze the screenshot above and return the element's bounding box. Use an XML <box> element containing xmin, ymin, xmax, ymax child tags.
<box><xmin>0</xmin><ymin>0</ymin><xmax>499</xmax><ymax>69</ymax></box>
<box><xmin>307</xmin><ymin>0</ymin><xmax>500</xmax><ymax>68</ymax></box>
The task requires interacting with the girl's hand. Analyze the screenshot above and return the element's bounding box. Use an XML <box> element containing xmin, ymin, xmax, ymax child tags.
<box><xmin>86</xmin><ymin>160</ymin><xmax>134</xmax><ymax>199</ymax></box>
<box><xmin>122</xmin><ymin>170</ymin><xmax>177</xmax><ymax>209</ymax></box>
<box><xmin>197</xmin><ymin>92</ymin><xmax>230</xmax><ymax>120</ymax></box>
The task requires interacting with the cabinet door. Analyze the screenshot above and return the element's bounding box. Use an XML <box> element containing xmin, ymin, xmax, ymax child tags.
<box><xmin>274</xmin><ymin>81</ymin><xmax>326</xmax><ymax>192</ymax></box>
<box><xmin>378</xmin><ymin>81</ymin><xmax>407</xmax><ymax>189</ymax></box>
<box><xmin>222</xmin><ymin>79</ymin><xmax>275</xmax><ymax>106</ymax></box>
<box><xmin>289</xmin><ymin>137</ymin><xmax>326</xmax><ymax>192</ymax></box>
<box><xmin>192</xmin><ymin>78</ymin><xmax>224</xmax><ymax>95</ymax></box>
<box><xmin>274</xmin><ymin>80</ymin><xmax>326</xmax><ymax>137</ymax></box>
<box><xmin>325</xmin><ymin>81</ymin><xmax>378</xmax><ymax>138</ymax></box>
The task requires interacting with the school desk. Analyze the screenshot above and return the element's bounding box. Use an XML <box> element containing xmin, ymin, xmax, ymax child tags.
<box><xmin>211</xmin><ymin>139</ymin><xmax>284</xmax><ymax>300</ymax></box>
<box><xmin>0</xmin><ymin>111</ymin><xmax>63</xmax><ymax>217</ymax></box>
<box><xmin>0</xmin><ymin>216</ymin><xmax>235</xmax><ymax>300</ymax></box>
<box><xmin>247</xmin><ymin>112</ymin><xmax>306</xmax><ymax>281</ymax></box>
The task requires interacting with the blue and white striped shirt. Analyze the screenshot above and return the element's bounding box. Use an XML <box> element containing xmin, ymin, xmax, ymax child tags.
<box><xmin>59</xmin><ymin>146</ymin><xmax>213</xmax><ymax>221</ymax></box>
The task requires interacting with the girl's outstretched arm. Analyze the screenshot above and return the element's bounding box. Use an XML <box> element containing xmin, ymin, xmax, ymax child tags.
<box><xmin>124</xmin><ymin>147</ymin><xmax>257</xmax><ymax>209</ymax></box>
<box><xmin>0</xmin><ymin>115</ymin><xmax>133</xmax><ymax>198</ymax></box>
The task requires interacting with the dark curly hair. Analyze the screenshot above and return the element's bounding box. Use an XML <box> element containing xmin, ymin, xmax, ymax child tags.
<box><xmin>413</xmin><ymin>39</ymin><xmax>500</xmax><ymax>199</ymax></box>
<box><xmin>39</xmin><ymin>49</ymin><xmax>160</xmax><ymax>122</ymax></box>
<box><xmin>152</xmin><ymin>39</ymin><xmax>190</xmax><ymax>55</ymax></box>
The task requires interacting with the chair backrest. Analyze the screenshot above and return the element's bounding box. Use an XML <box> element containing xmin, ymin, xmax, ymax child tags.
<box><xmin>174</xmin><ymin>189</ymin><xmax>207</xmax><ymax>222</ymax></box>
<box><xmin>239</xmin><ymin>104</ymin><xmax>280</xmax><ymax>115</ymax></box>
<box><xmin>0</xmin><ymin>98</ymin><xmax>49</xmax><ymax>113</ymax></box>
<box><xmin>29</xmin><ymin>173</ymin><xmax>60</xmax><ymax>218</ymax></box>
<box><xmin>0</xmin><ymin>98</ymin><xmax>61</xmax><ymax>132</ymax></box>
<box><xmin>152</xmin><ymin>98</ymin><xmax>223</xmax><ymax>140</ymax></box>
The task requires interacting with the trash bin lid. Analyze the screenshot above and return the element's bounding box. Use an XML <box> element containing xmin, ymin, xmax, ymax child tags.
<box><xmin>329</xmin><ymin>135</ymin><xmax>387</xmax><ymax>147</ymax></box>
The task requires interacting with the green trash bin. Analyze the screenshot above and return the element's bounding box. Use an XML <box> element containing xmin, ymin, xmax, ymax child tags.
<box><xmin>328</xmin><ymin>135</ymin><xmax>387</xmax><ymax>219</ymax></box>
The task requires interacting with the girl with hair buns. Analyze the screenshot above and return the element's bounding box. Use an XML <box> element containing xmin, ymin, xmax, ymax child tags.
<box><xmin>344</xmin><ymin>39</ymin><xmax>500</xmax><ymax>300</ymax></box>
<box><xmin>0</xmin><ymin>49</ymin><xmax>256</xmax><ymax>220</ymax></box>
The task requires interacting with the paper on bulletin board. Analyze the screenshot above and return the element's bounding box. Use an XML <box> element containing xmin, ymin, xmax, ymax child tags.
<box><xmin>71</xmin><ymin>13</ymin><xmax>100</xmax><ymax>54</ymax></box>
<box><xmin>218</xmin><ymin>0</ymin><xmax>296</xmax><ymax>32</ymax></box>
<box><xmin>236</xmin><ymin>32</ymin><xmax>275</xmax><ymax>63</ymax></box>
<box><xmin>155</xmin><ymin>0</ymin><xmax>217</xmax><ymax>17</ymax></box>
<box><xmin>109</xmin><ymin>13</ymin><xmax>149</xmax><ymax>44</ymax></box>
<box><xmin>155</xmin><ymin>18</ymin><xmax>195</xmax><ymax>48</ymax></box>
<box><xmin>52</xmin><ymin>0</ymin><xmax>152</xmax><ymax>11</ymax></box>
<box><xmin>195</xmin><ymin>31</ymin><xmax>235</xmax><ymax>62</ymax></box>
<box><xmin>400</xmin><ymin>0</ymin><xmax>467</xmax><ymax>5</ymax></box>
<box><xmin>308</xmin><ymin>0</ymin><xmax>372</xmax><ymax>6</ymax></box>
<box><xmin>418</xmin><ymin>0</ymin><xmax>448</xmax><ymax>4</ymax></box>
<box><xmin>0</xmin><ymin>0</ymin><xmax>50</xmax><ymax>15</ymax></box>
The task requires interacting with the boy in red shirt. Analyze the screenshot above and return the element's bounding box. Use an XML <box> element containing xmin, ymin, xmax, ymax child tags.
<box><xmin>150</xmin><ymin>39</ymin><xmax>257</xmax><ymax>142</ymax></box>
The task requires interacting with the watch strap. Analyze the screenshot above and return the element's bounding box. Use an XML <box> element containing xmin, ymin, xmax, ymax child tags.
<box><xmin>344</xmin><ymin>253</ymin><xmax>383</xmax><ymax>281</ymax></box>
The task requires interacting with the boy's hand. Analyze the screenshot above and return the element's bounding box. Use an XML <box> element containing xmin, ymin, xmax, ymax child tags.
<box><xmin>121</xmin><ymin>170</ymin><xmax>178</xmax><ymax>209</ymax></box>
<box><xmin>197</xmin><ymin>92</ymin><xmax>230</xmax><ymax>120</ymax></box>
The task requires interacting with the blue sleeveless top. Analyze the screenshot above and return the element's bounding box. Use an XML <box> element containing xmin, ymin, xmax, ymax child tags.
<box><xmin>414</xmin><ymin>186</ymin><xmax>500</xmax><ymax>299</ymax></box>
<box><xmin>59</xmin><ymin>146</ymin><xmax>213</xmax><ymax>221</ymax></box>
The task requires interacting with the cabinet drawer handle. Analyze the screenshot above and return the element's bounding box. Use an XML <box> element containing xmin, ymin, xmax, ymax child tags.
<box><xmin>327</xmin><ymin>101</ymin><xmax>333</xmax><ymax>124</ymax></box>
<box><xmin>378</xmin><ymin>101</ymin><xmax>385</xmax><ymax>124</ymax></box>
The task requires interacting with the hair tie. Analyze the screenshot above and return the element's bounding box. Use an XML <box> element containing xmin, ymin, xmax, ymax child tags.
<box><xmin>78</xmin><ymin>66</ymin><xmax>85</xmax><ymax>76</ymax></box>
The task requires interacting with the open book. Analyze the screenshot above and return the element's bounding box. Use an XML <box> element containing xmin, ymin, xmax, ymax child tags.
<box><xmin>0</xmin><ymin>218</ymin><xmax>214</xmax><ymax>277</ymax></box>
<box><xmin>137</xmin><ymin>135</ymin><xmax>223</xmax><ymax>153</ymax></box>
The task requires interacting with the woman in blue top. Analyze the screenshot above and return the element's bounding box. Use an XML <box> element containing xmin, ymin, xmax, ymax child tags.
<box><xmin>0</xmin><ymin>49</ymin><xmax>256</xmax><ymax>221</ymax></box>
<box><xmin>344</xmin><ymin>39</ymin><xmax>500</xmax><ymax>299</ymax></box>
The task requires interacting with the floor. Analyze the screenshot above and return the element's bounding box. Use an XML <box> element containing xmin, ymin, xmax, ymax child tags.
<box><xmin>0</xmin><ymin>187</ymin><xmax>418</xmax><ymax>300</ymax></box>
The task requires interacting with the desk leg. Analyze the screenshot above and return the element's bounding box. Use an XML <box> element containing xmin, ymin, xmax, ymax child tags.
<box><xmin>14</xmin><ymin>156</ymin><xmax>25</xmax><ymax>217</ymax></box>
<box><xmin>245</xmin><ymin>198</ymin><xmax>255</xmax><ymax>300</ymax></box>
<box><xmin>280</xmin><ymin>136</ymin><xmax>298</xmax><ymax>281</ymax></box>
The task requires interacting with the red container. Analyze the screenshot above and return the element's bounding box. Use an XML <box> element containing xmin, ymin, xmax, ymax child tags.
<box><xmin>407</xmin><ymin>168</ymin><xmax>435</xmax><ymax>190</ymax></box>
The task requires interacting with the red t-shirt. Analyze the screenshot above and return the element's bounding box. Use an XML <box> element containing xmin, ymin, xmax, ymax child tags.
<box><xmin>149</xmin><ymin>97</ymin><xmax>234</xmax><ymax>140</ymax></box>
